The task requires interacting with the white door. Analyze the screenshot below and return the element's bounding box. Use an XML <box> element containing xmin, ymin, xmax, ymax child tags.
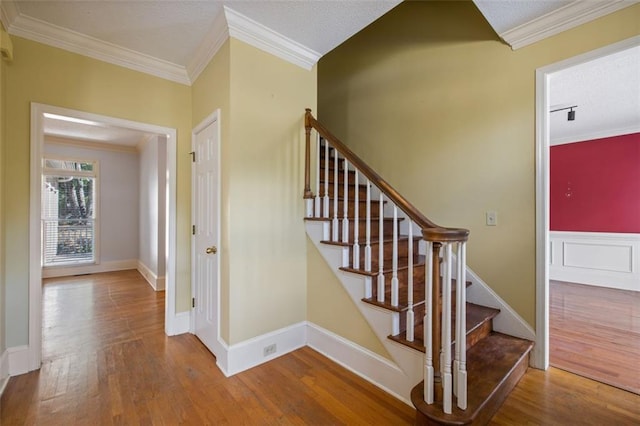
<box><xmin>192</xmin><ymin>114</ymin><xmax>220</xmax><ymax>354</ymax></box>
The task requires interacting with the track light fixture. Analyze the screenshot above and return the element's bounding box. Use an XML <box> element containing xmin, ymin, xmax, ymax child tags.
<box><xmin>550</xmin><ymin>105</ymin><xmax>577</xmax><ymax>121</ymax></box>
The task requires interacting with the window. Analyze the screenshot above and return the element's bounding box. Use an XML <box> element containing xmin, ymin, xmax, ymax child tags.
<box><xmin>42</xmin><ymin>158</ymin><xmax>97</xmax><ymax>266</ymax></box>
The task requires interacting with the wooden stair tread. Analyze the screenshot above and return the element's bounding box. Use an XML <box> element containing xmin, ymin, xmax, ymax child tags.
<box><xmin>389</xmin><ymin>302</ymin><xmax>500</xmax><ymax>351</ymax></box>
<box><xmin>411</xmin><ymin>332</ymin><xmax>533</xmax><ymax>425</ymax></box>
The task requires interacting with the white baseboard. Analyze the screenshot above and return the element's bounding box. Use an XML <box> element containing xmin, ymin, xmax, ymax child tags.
<box><xmin>0</xmin><ymin>349</ymin><xmax>9</xmax><ymax>396</ymax></box>
<box><xmin>550</xmin><ymin>231</ymin><xmax>640</xmax><ymax>292</ymax></box>
<box><xmin>166</xmin><ymin>311</ymin><xmax>191</xmax><ymax>336</ymax></box>
<box><xmin>217</xmin><ymin>322</ymin><xmax>307</xmax><ymax>377</ymax></box>
<box><xmin>137</xmin><ymin>260</ymin><xmax>165</xmax><ymax>291</ymax></box>
<box><xmin>42</xmin><ymin>259</ymin><xmax>137</xmax><ymax>278</ymax></box>
<box><xmin>7</xmin><ymin>345</ymin><xmax>30</xmax><ymax>376</ymax></box>
<box><xmin>306</xmin><ymin>322</ymin><xmax>411</xmax><ymax>406</ymax></box>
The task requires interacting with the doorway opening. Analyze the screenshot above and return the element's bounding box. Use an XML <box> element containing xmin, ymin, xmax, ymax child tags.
<box><xmin>534</xmin><ymin>35</ymin><xmax>640</xmax><ymax>371</ymax></box>
<box><xmin>28</xmin><ymin>103</ymin><xmax>178</xmax><ymax>372</ymax></box>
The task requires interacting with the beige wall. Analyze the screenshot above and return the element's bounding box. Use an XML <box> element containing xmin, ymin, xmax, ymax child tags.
<box><xmin>307</xmin><ymin>240</ymin><xmax>391</xmax><ymax>358</ymax></box>
<box><xmin>191</xmin><ymin>39</ymin><xmax>232</xmax><ymax>342</ymax></box>
<box><xmin>226</xmin><ymin>39</ymin><xmax>315</xmax><ymax>343</ymax></box>
<box><xmin>318</xmin><ymin>2</ymin><xmax>640</xmax><ymax>329</ymax></box>
<box><xmin>192</xmin><ymin>39</ymin><xmax>317</xmax><ymax>344</ymax></box>
<box><xmin>0</xmin><ymin>25</ymin><xmax>6</xmax><ymax>355</ymax></box>
<box><xmin>3</xmin><ymin>36</ymin><xmax>192</xmax><ymax>346</ymax></box>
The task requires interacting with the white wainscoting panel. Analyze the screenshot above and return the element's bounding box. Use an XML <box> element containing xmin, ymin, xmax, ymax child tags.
<box><xmin>550</xmin><ymin>231</ymin><xmax>640</xmax><ymax>292</ymax></box>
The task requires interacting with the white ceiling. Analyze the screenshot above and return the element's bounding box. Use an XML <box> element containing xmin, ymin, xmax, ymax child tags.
<box><xmin>550</xmin><ymin>45</ymin><xmax>640</xmax><ymax>144</ymax></box>
<box><xmin>3</xmin><ymin>0</ymin><xmax>638</xmax><ymax>145</ymax></box>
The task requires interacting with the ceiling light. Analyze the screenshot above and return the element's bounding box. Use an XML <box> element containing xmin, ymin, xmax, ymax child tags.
<box><xmin>549</xmin><ymin>105</ymin><xmax>577</xmax><ymax>122</ymax></box>
<box><xmin>43</xmin><ymin>113</ymin><xmax>102</xmax><ymax>127</ymax></box>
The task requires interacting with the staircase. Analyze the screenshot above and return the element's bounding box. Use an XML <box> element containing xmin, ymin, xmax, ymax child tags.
<box><xmin>303</xmin><ymin>110</ymin><xmax>534</xmax><ymax>425</ymax></box>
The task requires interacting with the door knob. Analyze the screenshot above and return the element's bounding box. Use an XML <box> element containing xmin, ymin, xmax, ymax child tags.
<box><xmin>206</xmin><ymin>246</ymin><xmax>217</xmax><ymax>254</ymax></box>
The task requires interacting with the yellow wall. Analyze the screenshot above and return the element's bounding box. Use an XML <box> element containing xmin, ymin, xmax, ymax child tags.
<box><xmin>226</xmin><ymin>39</ymin><xmax>315</xmax><ymax>343</ymax></box>
<box><xmin>192</xmin><ymin>38</ymin><xmax>317</xmax><ymax>344</ymax></box>
<box><xmin>318</xmin><ymin>2</ymin><xmax>640</xmax><ymax>328</ymax></box>
<box><xmin>3</xmin><ymin>36</ymin><xmax>192</xmax><ymax>346</ymax></box>
<box><xmin>307</xmin><ymin>240</ymin><xmax>391</xmax><ymax>357</ymax></box>
<box><xmin>191</xmin><ymin>40</ymin><xmax>232</xmax><ymax>341</ymax></box>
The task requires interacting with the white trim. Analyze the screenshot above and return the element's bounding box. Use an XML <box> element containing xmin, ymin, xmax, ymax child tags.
<box><xmin>30</xmin><ymin>103</ymin><xmax>179</xmax><ymax>371</ymax></box>
<box><xmin>0</xmin><ymin>349</ymin><xmax>9</xmax><ymax>394</ymax></box>
<box><xmin>551</xmin><ymin>123</ymin><xmax>640</xmax><ymax>146</ymax></box>
<box><xmin>186</xmin><ymin>9</ymin><xmax>229</xmax><ymax>84</ymax></box>
<box><xmin>7</xmin><ymin>14</ymin><xmax>189</xmax><ymax>85</ymax></box>
<box><xmin>501</xmin><ymin>0</ymin><xmax>639</xmax><ymax>50</ymax></box>
<box><xmin>217</xmin><ymin>322</ymin><xmax>307</xmax><ymax>377</ymax></box>
<box><xmin>7</xmin><ymin>345</ymin><xmax>30</xmax><ymax>376</ymax></box>
<box><xmin>224</xmin><ymin>6</ymin><xmax>320</xmax><ymax>71</ymax></box>
<box><xmin>43</xmin><ymin>259</ymin><xmax>137</xmax><ymax>278</ymax></box>
<box><xmin>306</xmin><ymin>322</ymin><xmax>411</xmax><ymax>406</ymax></box>
<box><xmin>534</xmin><ymin>35</ymin><xmax>640</xmax><ymax>371</ymax></box>
<box><xmin>464</xmin><ymin>268</ymin><xmax>536</xmax><ymax>342</ymax></box>
<box><xmin>45</xmin><ymin>135</ymin><xmax>139</xmax><ymax>154</ymax></box>
<box><xmin>137</xmin><ymin>260</ymin><xmax>165</xmax><ymax>291</ymax></box>
<box><xmin>167</xmin><ymin>311</ymin><xmax>191</xmax><ymax>336</ymax></box>
<box><xmin>549</xmin><ymin>231</ymin><xmax>640</xmax><ymax>292</ymax></box>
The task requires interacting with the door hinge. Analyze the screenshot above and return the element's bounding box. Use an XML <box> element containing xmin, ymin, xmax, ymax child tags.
<box><xmin>189</xmin><ymin>151</ymin><xmax>196</xmax><ymax>162</ymax></box>
<box><xmin>192</xmin><ymin>225</ymin><xmax>196</xmax><ymax>235</ymax></box>
<box><xmin>192</xmin><ymin>297</ymin><xmax>195</xmax><ymax>308</ymax></box>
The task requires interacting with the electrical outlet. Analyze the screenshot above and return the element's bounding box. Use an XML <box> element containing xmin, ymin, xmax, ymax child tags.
<box><xmin>263</xmin><ymin>343</ymin><xmax>276</xmax><ymax>357</ymax></box>
<box><xmin>486</xmin><ymin>211</ymin><xmax>498</xmax><ymax>226</ymax></box>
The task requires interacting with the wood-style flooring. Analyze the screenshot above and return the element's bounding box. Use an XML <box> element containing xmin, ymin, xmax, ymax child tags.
<box><xmin>1</xmin><ymin>271</ymin><xmax>639</xmax><ymax>425</ymax></box>
<box><xmin>550</xmin><ymin>280</ymin><xmax>640</xmax><ymax>394</ymax></box>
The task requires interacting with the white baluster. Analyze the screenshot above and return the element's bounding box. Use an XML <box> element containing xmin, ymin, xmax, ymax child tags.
<box><xmin>377</xmin><ymin>193</ymin><xmax>385</xmax><ymax>303</ymax></box>
<box><xmin>424</xmin><ymin>240</ymin><xmax>434</xmax><ymax>405</ymax></box>
<box><xmin>353</xmin><ymin>170</ymin><xmax>360</xmax><ymax>269</ymax></box>
<box><xmin>442</xmin><ymin>243</ymin><xmax>453</xmax><ymax>414</ymax></box>
<box><xmin>314</xmin><ymin>134</ymin><xmax>321</xmax><ymax>218</ymax></box>
<box><xmin>364</xmin><ymin>181</ymin><xmax>372</xmax><ymax>272</ymax></box>
<box><xmin>342</xmin><ymin>160</ymin><xmax>349</xmax><ymax>243</ymax></box>
<box><xmin>456</xmin><ymin>241</ymin><xmax>468</xmax><ymax>410</ymax></box>
<box><xmin>332</xmin><ymin>148</ymin><xmax>339</xmax><ymax>241</ymax></box>
<box><xmin>406</xmin><ymin>223</ymin><xmax>414</xmax><ymax>342</ymax></box>
<box><xmin>391</xmin><ymin>206</ymin><xmax>399</xmax><ymax>307</ymax></box>
<box><xmin>323</xmin><ymin>142</ymin><xmax>329</xmax><ymax>218</ymax></box>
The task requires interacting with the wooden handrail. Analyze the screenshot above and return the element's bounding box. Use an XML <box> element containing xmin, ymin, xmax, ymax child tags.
<box><xmin>304</xmin><ymin>109</ymin><xmax>469</xmax><ymax>243</ymax></box>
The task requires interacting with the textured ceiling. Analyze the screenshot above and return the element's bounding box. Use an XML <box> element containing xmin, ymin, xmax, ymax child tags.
<box><xmin>550</xmin><ymin>45</ymin><xmax>640</xmax><ymax>144</ymax></box>
<box><xmin>474</xmin><ymin>0</ymin><xmax>573</xmax><ymax>33</ymax></box>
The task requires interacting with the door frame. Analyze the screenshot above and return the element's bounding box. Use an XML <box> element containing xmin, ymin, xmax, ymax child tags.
<box><xmin>29</xmin><ymin>103</ymin><xmax>179</xmax><ymax>371</ymax></box>
<box><xmin>533</xmin><ymin>35</ymin><xmax>640</xmax><ymax>369</ymax></box>
<box><xmin>190</xmin><ymin>109</ymin><xmax>223</xmax><ymax>356</ymax></box>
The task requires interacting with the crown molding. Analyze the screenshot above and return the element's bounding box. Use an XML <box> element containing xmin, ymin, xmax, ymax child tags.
<box><xmin>551</xmin><ymin>124</ymin><xmax>640</xmax><ymax>146</ymax></box>
<box><xmin>501</xmin><ymin>0</ymin><xmax>639</xmax><ymax>50</ymax></box>
<box><xmin>7</xmin><ymin>13</ymin><xmax>190</xmax><ymax>85</ymax></box>
<box><xmin>186</xmin><ymin>9</ymin><xmax>229</xmax><ymax>84</ymax></box>
<box><xmin>224</xmin><ymin>6</ymin><xmax>320</xmax><ymax>71</ymax></box>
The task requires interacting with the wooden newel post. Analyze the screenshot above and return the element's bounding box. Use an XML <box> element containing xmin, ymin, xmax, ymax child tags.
<box><xmin>304</xmin><ymin>108</ymin><xmax>313</xmax><ymax>200</ymax></box>
<box><xmin>432</xmin><ymin>241</ymin><xmax>442</xmax><ymax>383</ymax></box>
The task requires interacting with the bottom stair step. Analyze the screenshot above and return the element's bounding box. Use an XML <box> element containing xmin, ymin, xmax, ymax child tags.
<box><xmin>411</xmin><ymin>332</ymin><xmax>534</xmax><ymax>425</ymax></box>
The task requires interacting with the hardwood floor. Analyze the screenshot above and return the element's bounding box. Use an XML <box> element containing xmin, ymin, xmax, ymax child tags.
<box><xmin>1</xmin><ymin>271</ymin><xmax>413</xmax><ymax>425</ymax></box>
<box><xmin>2</xmin><ymin>271</ymin><xmax>639</xmax><ymax>425</ymax></box>
<box><xmin>550</xmin><ymin>280</ymin><xmax>640</xmax><ymax>394</ymax></box>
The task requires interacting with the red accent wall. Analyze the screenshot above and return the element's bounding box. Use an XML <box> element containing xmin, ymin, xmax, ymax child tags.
<box><xmin>550</xmin><ymin>133</ymin><xmax>640</xmax><ymax>233</ymax></box>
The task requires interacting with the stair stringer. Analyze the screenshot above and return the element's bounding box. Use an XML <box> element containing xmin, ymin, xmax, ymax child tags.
<box><xmin>306</xmin><ymin>220</ymin><xmax>424</xmax><ymax>402</ymax></box>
